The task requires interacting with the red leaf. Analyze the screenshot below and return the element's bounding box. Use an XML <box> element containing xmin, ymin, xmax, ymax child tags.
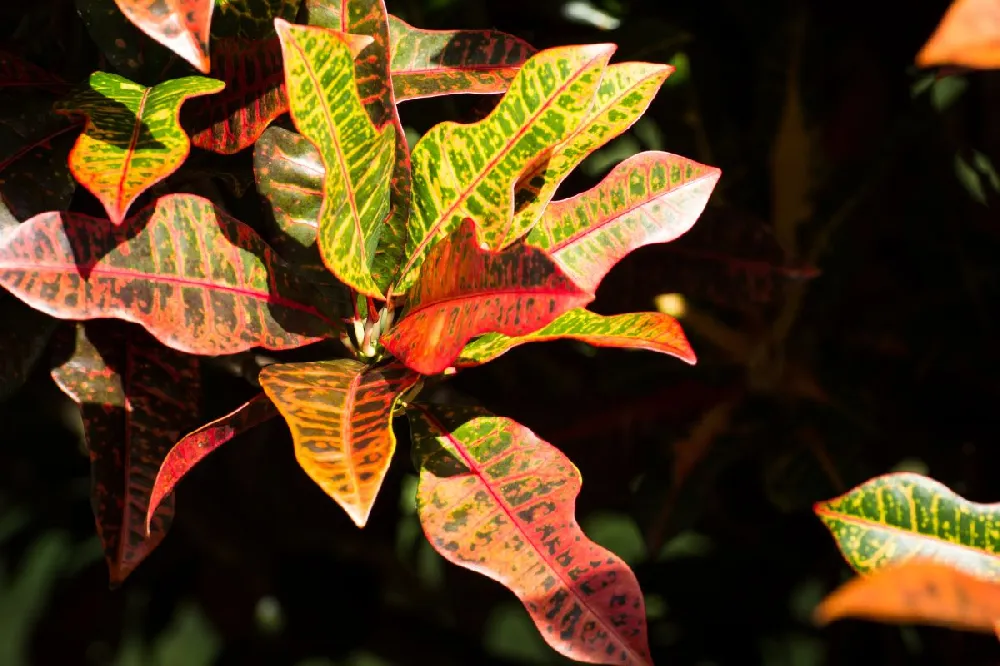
<box><xmin>113</xmin><ymin>0</ymin><xmax>215</xmax><ymax>73</ymax></box>
<box><xmin>916</xmin><ymin>0</ymin><xmax>1000</xmax><ymax>69</ymax></box>
<box><xmin>0</xmin><ymin>50</ymin><xmax>68</xmax><ymax>91</ymax></box>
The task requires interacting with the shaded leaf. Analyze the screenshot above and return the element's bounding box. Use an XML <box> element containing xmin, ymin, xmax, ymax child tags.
<box><xmin>0</xmin><ymin>193</ymin><xmax>341</xmax><ymax>356</ymax></box>
<box><xmin>916</xmin><ymin>0</ymin><xmax>1000</xmax><ymax>69</ymax></box>
<box><xmin>77</xmin><ymin>0</ymin><xmax>176</xmax><ymax>85</ymax></box>
<box><xmin>0</xmin><ymin>93</ymin><xmax>82</xmax><ymax>177</ymax></box>
<box><xmin>408</xmin><ymin>403</ymin><xmax>652</xmax><ymax>666</ymax></box>
<box><xmin>112</xmin><ymin>0</ymin><xmax>215</xmax><ymax>73</ymax></box>
<box><xmin>0</xmin><ymin>50</ymin><xmax>67</xmax><ymax>91</ymax></box>
<box><xmin>212</xmin><ymin>0</ymin><xmax>300</xmax><ymax>39</ymax></box>
<box><xmin>0</xmin><ymin>122</ymin><xmax>76</xmax><ymax>226</ymax></box>
<box><xmin>259</xmin><ymin>359</ymin><xmax>420</xmax><ymax>527</ymax></box>
<box><xmin>0</xmin><ymin>294</ymin><xmax>57</xmax><ymax>400</ymax></box>
<box><xmin>382</xmin><ymin>219</ymin><xmax>594</xmax><ymax>375</ymax></box>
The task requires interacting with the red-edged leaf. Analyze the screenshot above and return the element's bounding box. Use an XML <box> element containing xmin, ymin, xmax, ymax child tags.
<box><xmin>409</xmin><ymin>403</ymin><xmax>652</xmax><ymax>665</ymax></box>
<box><xmin>382</xmin><ymin>218</ymin><xmax>594</xmax><ymax>375</ymax></box>
<box><xmin>916</xmin><ymin>0</ymin><xmax>1000</xmax><ymax>69</ymax></box>
<box><xmin>146</xmin><ymin>392</ymin><xmax>278</xmax><ymax>532</ymax></box>
<box><xmin>113</xmin><ymin>0</ymin><xmax>215</xmax><ymax>73</ymax></box>
<box><xmin>0</xmin><ymin>193</ymin><xmax>341</xmax><ymax>356</ymax></box>
<box><xmin>0</xmin><ymin>50</ymin><xmax>68</xmax><ymax>91</ymax></box>
<box><xmin>51</xmin><ymin>322</ymin><xmax>201</xmax><ymax>585</ymax></box>
<box><xmin>259</xmin><ymin>359</ymin><xmax>421</xmax><ymax>527</ymax></box>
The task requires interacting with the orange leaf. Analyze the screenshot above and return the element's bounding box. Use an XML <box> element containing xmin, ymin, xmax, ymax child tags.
<box><xmin>916</xmin><ymin>0</ymin><xmax>1000</xmax><ymax>69</ymax></box>
<box><xmin>113</xmin><ymin>0</ymin><xmax>214</xmax><ymax>73</ymax></box>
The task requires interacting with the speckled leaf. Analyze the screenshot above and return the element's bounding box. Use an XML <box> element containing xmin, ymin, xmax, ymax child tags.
<box><xmin>146</xmin><ymin>392</ymin><xmax>278</xmax><ymax>532</ymax></box>
<box><xmin>275</xmin><ymin>20</ymin><xmax>394</xmax><ymax>298</ymax></box>
<box><xmin>50</xmin><ymin>322</ymin><xmax>201</xmax><ymax>586</ymax></box>
<box><xmin>259</xmin><ymin>359</ymin><xmax>420</xmax><ymax>527</ymax></box>
<box><xmin>113</xmin><ymin>0</ymin><xmax>215</xmax><ymax>72</ymax></box>
<box><xmin>815</xmin><ymin>473</ymin><xmax>1000</xmax><ymax>581</ymax></box>
<box><xmin>393</xmin><ymin>43</ymin><xmax>615</xmax><ymax>294</ymax></box>
<box><xmin>382</xmin><ymin>219</ymin><xmax>593</xmax><ymax>376</ymax></box>
<box><xmin>409</xmin><ymin>403</ymin><xmax>652</xmax><ymax>665</ymax></box>
<box><xmin>527</xmin><ymin>151</ymin><xmax>721</xmax><ymax>293</ymax></box>
<box><xmin>77</xmin><ymin>0</ymin><xmax>176</xmax><ymax>85</ymax></box>
<box><xmin>0</xmin><ymin>193</ymin><xmax>340</xmax><ymax>355</ymax></box>
<box><xmin>457</xmin><ymin>309</ymin><xmax>695</xmax><ymax>367</ymax></box>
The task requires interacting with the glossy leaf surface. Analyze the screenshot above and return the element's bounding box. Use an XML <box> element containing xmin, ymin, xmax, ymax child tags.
<box><xmin>0</xmin><ymin>194</ymin><xmax>340</xmax><ymax>355</ymax></box>
<box><xmin>57</xmin><ymin>72</ymin><xmax>223</xmax><ymax>224</ymax></box>
<box><xmin>409</xmin><ymin>404</ymin><xmax>652</xmax><ymax>665</ymax></box>
<box><xmin>113</xmin><ymin>0</ymin><xmax>214</xmax><ymax>72</ymax></box>
<box><xmin>815</xmin><ymin>473</ymin><xmax>1000</xmax><ymax>581</ymax></box>
<box><xmin>916</xmin><ymin>0</ymin><xmax>1000</xmax><ymax>69</ymax></box>
<box><xmin>259</xmin><ymin>359</ymin><xmax>420</xmax><ymax>527</ymax></box>
<box><xmin>528</xmin><ymin>151</ymin><xmax>721</xmax><ymax>292</ymax></box>
<box><xmin>382</xmin><ymin>219</ymin><xmax>594</xmax><ymax>375</ymax></box>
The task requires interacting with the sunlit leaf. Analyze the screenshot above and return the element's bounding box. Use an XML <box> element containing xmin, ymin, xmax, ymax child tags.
<box><xmin>916</xmin><ymin>0</ymin><xmax>1000</xmax><ymax>69</ymax></box>
<box><xmin>112</xmin><ymin>0</ymin><xmax>215</xmax><ymax>73</ymax></box>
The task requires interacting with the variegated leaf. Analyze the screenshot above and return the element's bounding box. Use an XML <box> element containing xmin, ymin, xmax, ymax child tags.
<box><xmin>113</xmin><ymin>0</ymin><xmax>215</xmax><ymax>72</ymax></box>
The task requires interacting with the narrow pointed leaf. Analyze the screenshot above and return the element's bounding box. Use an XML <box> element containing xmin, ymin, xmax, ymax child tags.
<box><xmin>528</xmin><ymin>151</ymin><xmax>721</xmax><ymax>293</ymax></box>
<box><xmin>275</xmin><ymin>19</ymin><xmax>394</xmax><ymax>298</ymax></box>
<box><xmin>113</xmin><ymin>0</ymin><xmax>215</xmax><ymax>73</ymax></box>
<box><xmin>382</xmin><ymin>219</ymin><xmax>594</xmax><ymax>375</ymax></box>
<box><xmin>146</xmin><ymin>392</ymin><xmax>278</xmax><ymax>532</ymax></box>
<box><xmin>815</xmin><ymin>473</ymin><xmax>1000</xmax><ymax>581</ymax></box>
<box><xmin>259</xmin><ymin>359</ymin><xmax>420</xmax><ymax>527</ymax></box>
<box><xmin>0</xmin><ymin>193</ymin><xmax>341</xmax><ymax>356</ymax></box>
<box><xmin>394</xmin><ymin>43</ymin><xmax>616</xmax><ymax>294</ymax></box>
<box><xmin>916</xmin><ymin>0</ymin><xmax>1000</xmax><ymax>69</ymax></box>
<box><xmin>458</xmin><ymin>309</ymin><xmax>695</xmax><ymax>366</ymax></box>
<box><xmin>409</xmin><ymin>404</ymin><xmax>652</xmax><ymax>665</ymax></box>
<box><xmin>57</xmin><ymin>72</ymin><xmax>224</xmax><ymax>224</ymax></box>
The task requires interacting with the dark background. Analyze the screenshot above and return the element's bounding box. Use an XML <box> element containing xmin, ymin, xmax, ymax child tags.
<box><xmin>2</xmin><ymin>0</ymin><xmax>1000</xmax><ymax>664</ymax></box>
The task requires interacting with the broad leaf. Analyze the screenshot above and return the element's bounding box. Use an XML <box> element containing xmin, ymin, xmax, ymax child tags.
<box><xmin>394</xmin><ymin>43</ymin><xmax>616</xmax><ymax>294</ymax></box>
<box><xmin>458</xmin><ymin>309</ymin><xmax>695</xmax><ymax>366</ymax></box>
<box><xmin>409</xmin><ymin>404</ymin><xmax>652</xmax><ymax>666</ymax></box>
<box><xmin>147</xmin><ymin>392</ymin><xmax>278</xmax><ymax>531</ymax></box>
<box><xmin>815</xmin><ymin>473</ymin><xmax>1000</xmax><ymax>581</ymax></box>
<box><xmin>527</xmin><ymin>151</ymin><xmax>721</xmax><ymax>293</ymax></box>
<box><xmin>112</xmin><ymin>0</ymin><xmax>215</xmax><ymax>73</ymax></box>
<box><xmin>0</xmin><ymin>194</ymin><xmax>341</xmax><ymax>356</ymax></box>
<box><xmin>77</xmin><ymin>0</ymin><xmax>176</xmax><ymax>85</ymax></box>
<box><xmin>51</xmin><ymin>322</ymin><xmax>200</xmax><ymax>585</ymax></box>
<box><xmin>916</xmin><ymin>0</ymin><xmax>1000</xmax><ymax>69</ymax></box>
<box><xmin>0</xmin><ymin>94</ymin><xmax>82</xmax><ymax>177</ymax></box>
<box><xmin>57</xmin><ymin>72</ymin><xmax>224</xmax><ymax>224</ymax></box>
<box><xmin>382</xmin><ymin>219</ymin><xmax>594</xmax><ymax>375</ymax></box>
<box><xmin>259</xmin><ymin>359</ymin><xmax>420</xmax><ymax>527</ymax></box>
<box><xmin>275</xmin><ymin>20</ymin><xmax>394</xmax><ymax>298</ymax></box>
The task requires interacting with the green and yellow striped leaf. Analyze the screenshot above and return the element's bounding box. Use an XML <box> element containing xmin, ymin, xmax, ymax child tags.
<box><xmin>259</xmin><ymin>359</ymin><xmax>420</xmax><ymax>527</ymax></box>
<box><xmin>393</xmin><ymin>43</ymin><xmax>616</xmax><ymax>295</ymax></box>
<box><xmin>113</xmin><ymin>0</ymin><xmax>215</xmax><ymax>73</ymax></box>
<box><xmin>382</xmin><ymin>219</ymin><xmax>593</xmax><ymax>376</ymax></box>
<box><xmin>409</xmin><ymin>403</ymin><xmax>652</xmax><ymax>665</ymax></box>
<box><xmin>527</xmin><ymin>150</ymin><xmax>721</xmax><ymax>293</ymax></box>
<box><xmin>57</xmin><ymin>72</ymin><xmax>223</xmax><ymax>224</ymax></box>
<box><xmin>275</xmin><ymin>20</ymin><xmax>395</xmax><ymax>298</ymax></box>
<box><xmin>815</xmin><ymin>472</ymin><xmax>1000</xmax><ymax>581</ymax></box>
<box><xmin>458</xmin><ymin>309</ymin><xmax>695</xmax><ymax>366</ymax></box>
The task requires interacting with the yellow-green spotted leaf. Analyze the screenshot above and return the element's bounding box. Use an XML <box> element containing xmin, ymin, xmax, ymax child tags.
<box><xmin>815</xmin><ymin>472</ymin><xmax>1000</xmax><ymax>582</ymax></box>
<box><xmin>57</xmin><ymin>72</ymin><xmax>224</xmax><ymax>224</ymax></box>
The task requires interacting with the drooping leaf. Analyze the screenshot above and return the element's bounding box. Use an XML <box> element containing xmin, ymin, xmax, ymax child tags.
<box><xmin>259</xmin><ymin>359</ymin><xmax>420</xmax><ymax>527</ymax></box>
<box><xmin>457</xmin><ymin>309</ymin><xmax>695</xmax><ymax>366</ymax></box>
<box><xmin>408</xmin><ymin>403</ymin><xmax>652</xmax><ymax>666</ymax></box>
<box><xmin>112</xmin><ymin>0</ymin><xmax>215</xmax><ymax>73</ymax></box>
<box><xmin>0</xmin><ymin>50</ymin><xmax>67</xmax><ymax>91</ymax></box>
<box><xmin>393</xmin><ymin>43</ymin><xmax>616</xmax><ymax>294</ymax></box>
<box><xmin>382</xmin><ymin>219</ymin><xmax>594</xmax><ymax>375</ymax></box>
<box><xmin>916</xmin><ymin>0</ymin><xmax>1000</xmax><ymax>69</ymax></box>
<box><xmin>146</xmin><ymin>392</ymin><xmax>279</xmax><ymax>532</ymax></box>
<box><xmin>527</xmin><ymin>151</ymin><xmax>721</xmax><ymax>293</ymax></box>
<box><xmin>815</xmin><ymin>473</ymin><xmax>1000</xmax><ymax>581</ymax></box>
<box><xmin>77</xmin><ymin>0</ymin><xmax>176</xmax><ymax>85</ymax></box>
<box><xmin>275</xmin><ymin>20</ymin><xmax>394</xmax><ymax>298</ymax></box>
<box><xmin>51</xmin><ymin>322</ymin><xmax>201</xmax><ymax>585</ymax></box>
<box><xmin>0</xmin><ymin>193</ymin><xmax>342</xmax><ymax>356</ymax></box>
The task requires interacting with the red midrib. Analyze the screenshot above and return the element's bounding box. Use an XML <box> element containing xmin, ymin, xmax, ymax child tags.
<box><xmin>115</xmin><ymin>88</ymin><xmax>151</xmax><ymax>220</ymax></box>
<box><xmin>406</xmin><ymin>287</ymin><xmax>590</xmax><ymax>317</ymax></box>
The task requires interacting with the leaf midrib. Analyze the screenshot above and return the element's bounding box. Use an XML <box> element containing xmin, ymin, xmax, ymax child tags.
<box><xmin>115</xmin><ymin>86</ymin><xmax>152</xmax><ymax>219</ymax></box>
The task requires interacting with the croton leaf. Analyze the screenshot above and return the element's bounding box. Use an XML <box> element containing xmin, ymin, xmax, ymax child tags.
<box><xmin>51</xmin><ymin>322</ymin><xmax>201</xmax><ymax>585</ymax></box>
<box><xmin>0</xmin><ymin>294</ymin><xmax>57</xmax><ymax>400</ymax></box>
<box><xmin>112</xmin><ymin>0</ymin><xmax>215</xmax><ymax>73</ymax></box>
<box><xmin>0</xmin><ymin>94</ymin><xmax>82</xmax><ymax>177</ymax></box>
<box><xmin>815</xmin><ymin>473</ymin><xmax>1000</xmax><ymax>581</ymax></box>
<box><xmin>527</xmin><ymin>151</ymin><xmax>721</xmax><ymax>293</ymax></box>
<box><xmin>916</xmin><ymin>0</ymin><xmax>1000</xmax><ymax>69</ymax></box>
<box><xmin>382</xmin><ymin>218</ymin><xmax>594</xmax><ymax>375</ymax></box>
<box><xmin>458</xmin><ymin>309</ymin><xmax>695</xmax><ymax>367</ymax></box>
<box><xmin>57</xmin><ymin>72</ymin><xmax>224</xmax><ymax>224</ymax></box>
<box><xmin>212</xmin><ymin>0</ymin><xmax>300</xmax><ymax>39</ymax></box>
<box><xmin>0</xmin><ymin>193</ymin><xmax>341</xmax><ymax>356</ymax></box>
<box><xmin>259</xmin><ymin>359</ymin><xmax>420</xmax><ymax>527</ymax></box>
<box><xmin>393</xmin><ymin>43</ymin><xmax>616</xmax><ymax>294</ymax></box>
<box><xmin>146</xmin><ymin>392</ymin><xmax>279</xmax><ymax>532</ymax></box>
<box><xmin>409</xmin><ymin>403</ymin><xmax>652</xmax><ymax>665</ymax></box>
<box><xmin>275</xmin><ymin>19</ymin><xmax>394</xmax><ymax>298</ymax></box>
<box><xmin>0</xmin><ymin>50</ymin><xmax>67</xmax><ymax>91</ymax></box>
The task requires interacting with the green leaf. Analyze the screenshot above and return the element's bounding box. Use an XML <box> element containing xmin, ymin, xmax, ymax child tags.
<box><xmin>393</xmin><ymin>43</ymin><xmax>616</xmax><ymax>295</ymax></box>
<box><xmin>527</xmin><ymin>150</ymin><xmax>721</xmax><ymax>292</ymax></box>
<box><xmin>57</xmin><ymin>72</ymin><xmax>224</xmax><ymax>224</ymax></box>
<box><xmin>382</xmin><ymin>219</ymin><xmax>593</xmax><ymax>376</ymax></box>
<box><xmin>409</xmin><ymin>403</ymin><xmax>652</xmax><ymax>666</ymax></box>
<box><xmin>112</xmin><ymin>0</ymin><xmax>215</xmax><ymax>73</ymax></box>
<box><xmin>0</xmin><ymin>193</ymin><xmax>342</xmax><ymax>356</ymax></box>
<box><xmin>457</xmin><ymin>309</ymin><xmax>695</xmax><ymax>366</ymax></box>
<box><xmin>259</xmin><ymin>359</ymin><xmax>420</xmax><ymax>527</ymax></box>
<box><xmin>275</xmin><ymin>20</ymin><xmax>394</xmax><ymax>298</ymax></box>
<box><xmin>815</xmin><ymin>473</ymin><xmax>1000</xmax><ymax>581</ymax></box>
